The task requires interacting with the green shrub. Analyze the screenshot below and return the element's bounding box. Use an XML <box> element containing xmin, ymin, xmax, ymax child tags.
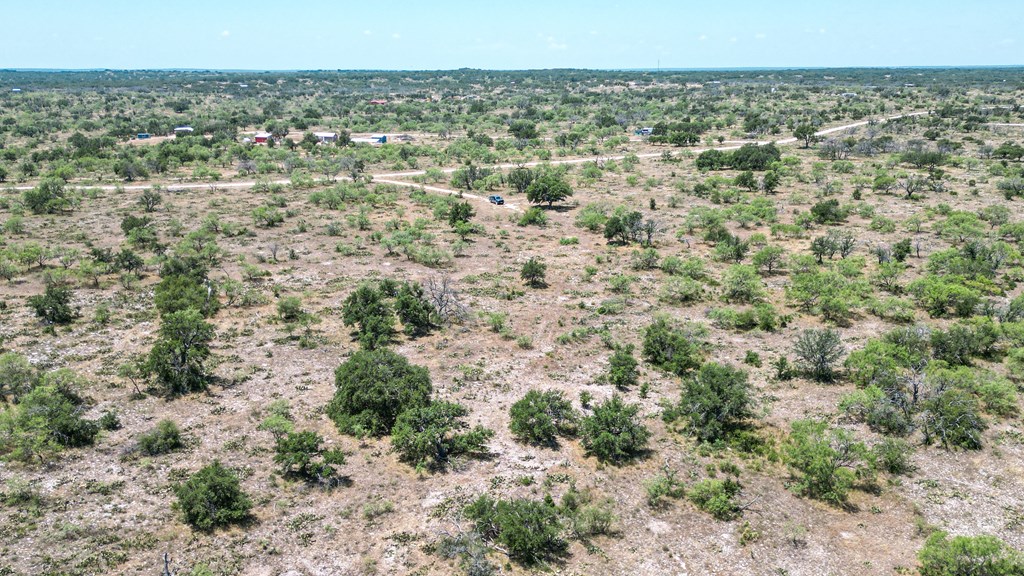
<box><xmin>721</xmin><ymin>265</ymin><xmax>766</xmax><ymax>304</ymax></box>
<box><xmin>341</xmin><ymin>284</ymin><xmax>395</xmax><ymax>350</ymax></box>
<box><xmin>0</xmin><ymin>352</ymin><xmax>38</xmax><ymax>402</ymax></box>
<box><xmin>688</xmin><ymin>478</ymin><xmax>742</xmax><ymax>520</ymax></box>
<box><xmin>607</xmin><ymin>345</ymin><xmax>639</xmax><ymax>389</ymax></box>
<box><xmin>395</xmin><ymin>282</ymin><xmax>436</xmax><ymax>337</ymax></box>
<box><xmin>973</xmin><ymin>376</ymin><xmax>1019</xmax><ymax>418</ymax></box>
<box><xmin>137</xmin><ymin>419</ymin><xmax>183</xmax><ymax>456</ymax></box>
<box><xmin>920</xmin><ymin>389</ymin><xmax>986</xmax><ymax>450</ymax></box>
<box><xmin>27</xmin><ymin>281</ymin><xmax>77</xmax><ymax>325</ymax></box>
<box><xmin>276</xmin><ymin>296</ymin><xmax>303</xmax><ymax>321</ymax></box>
<box><xmin>918</xmin><ymin>531</ymin><xmax>1024</xmax><ymax>576</ymax></box>
<box><xmin>1</xmin><ymin>478</ymin><xmax>43</xmax><ymax>513</ymax></box>
<box><xmin>174</xmin><ymin>461</ymin><xmax>252</xmax><ymax>531</ymax></box>
<box><xmin>23</xmin><ymin>178</ymin><xmax>74</xmax><ymax>215</ymax></box>
<box><xmin>0</xmin><ymin>379</ymin><xmax>100</xmax><ymax>462</ymax></box>
<box><xmin>872</xmin><ymin>438</ymin><xmax>914</xmax><ymax>475</ymax></box>
<box><xmin>930</xmin><ymin>324</ymin><xmax>982</xmax><ymax>366</ymax></box>
<box><xmin>810</xmin><ymin>199</ymin><xmax>846</xmax><ymax>224</ymax></box>
<box><xmin>630</xmin><ymin>248</ymin><xmax>660</xmax><ymax>270</ymax></box>
<box><xmin>509</xmin><ymin>389</ymin><xmax>578</xmax><ymax>446</ymax></box>
<box><xmin>644</xmin><ymin>467</ymin><xmax>686</xmax><ymax>508</ymax></box>
<box><xmin>793</xmin><ymin>328</ymin><xmax>844</xmax><ymax>382</ymax></box>
<box><xmin>1004</xmin><ymin>347</ymin><xmax>1024</xmax><ymax>380</ymax></box>
<box><xmin>145</xmin><ymin>308</ymin><xmax>215</xmax><ymax>395</ymax></box>
<box><xmin>783</xmin><ymin>419</ymin><xmax>872</xmax><ymax>505</ymax></box>
<box><xmin>328</xmin><ymin>348</ymin><xmax>432</xmax><ymax>437</ymax></box>
<box><xmin>564</xmin><ymin>496</ymin><xmax>616</xmax><ymax>539</ymax></box>
<box><xmin>667</xmin><ymin>362</ymin><xmax>754</xmax><ymax>443</ymax></box>
<box><xmin>907</xmin><ymin>275</ymin><xmax>981</xmax><ymax>318</ymax></box>
<box><xmin>844</xmin><ymin>338</ymin><xmax>915</xmax><ymax>390</ymax></box>
<box><xmin>574</xmin><ymin>203</ymin><xmax>608</xmax><ymax>231</ymax></box>
<box><xmin>642</xmin><ymin>317</ymin><xmax>704</xmax><ymax>376</ymax></box>
<box><xmin>465</xmin><ymin>495</ymin><xmax>566</xmax><ymax>565</ymax></box>
<box><xmin>839</xmin><ymin>385</ymin><xmax>913</xmax><ymax>436</ymax></box>
<box><xmin>273</xmin><ymin>430</ymin><xmax>345</xmax><ymax>480</ymax></box>
<box><xmin>520</xmin><ymin>257</ymin><xmax>547</xmax><ymax>288</ymax></box>
<box><xmin>708</xmin><ymin>304</ymin><xmax>780</xmax><ymax>332</ymax></box>
<box><xmin>391</xmin><ymin>402</ymin><xmax>493</xmax><ymax>469</ymax></box>
<box><xmin>661</xmin><ymin>256</ymin><xmax>707</xmax><ymax>279</ymax></box>
<box><xmin>518</xmin><ymin>207</ymin><xmax>548</xmax><ymax>227</ymax></box>
<box><xmin>97</xmin><ymin>410</ymin><xmax>121</xmax><ymax>431</ymax></box>
<box><xmin>154</xmin><ymin>274</ymin><xmax>219</xmax><ymax>318</ymax></box>
<box><xmin>659</xmin><ymin>276</ymin><xmax>705</xmax><ymax>305</ymax></box>
<box><xmin>752</xmin><ymin>245</ymin><xmax>786</xmax><ymax>274</ymax></box>
<box><xmin>580</xmin><ymin>395</ymin><xmax>651</xmax><ymax>464</ymax></box>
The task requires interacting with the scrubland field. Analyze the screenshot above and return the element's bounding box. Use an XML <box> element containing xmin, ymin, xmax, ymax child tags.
<box><xmin>1</xmin><ymin>68</ymin><xmax>1024</xmax><ymax>575</ymax></box>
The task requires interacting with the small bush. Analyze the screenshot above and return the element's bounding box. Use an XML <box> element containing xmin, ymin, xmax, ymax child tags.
<box><xmin>688</xmin><ymin>478</ymin><xmax>742</xmax><ymax>520</ymax></box>
<box><xmin>27</xmin><ymin>281</ymin><xmax>77</xmax><ymax>325</ymax></box>
<box><xmin>395</xmin><ymin>282</ymin><xmax>437</xmax><ymax>337</ymax></box>
<box><xmin>918</xmin><ymin>531</ymin><xmax>1024</xmax><ymax>576</ymax></box>
<box><xmin>520</xmin><ymin>257</ymin><xmax>547</xmax><ymax>288</ymax></box>
<box><xmin>174</xmin><ymin>461</ymin><xmax>252</xmax><ymax>531</ymax></box>
<box><xmin>0</xmin><ymin>352</ymin><xmax>39</xmax><ymax>402</ymax></box>
<box><xmin>145</xmin><ymin>309</ymin><xmax>216</xmax><ymax>396</ymax></box>
<box><xmin>138</xmin><ymin>419</ymin><xmax>184</xmax><ymax>456</ymax></box>
<box><xmin>666</xmin><ymin>362</ymin><xmax>755</xmax><ymax>443</ymax></box>
<box><xmin>0</xmin><ymin>379</ymin><xmax>100</xmax><ymax>462</ymax></box>
<box><xmin>783</xmin><ymin>419</ymin><xmax>871</xmax><ymax>505</ymax></box>
<box><xmin>341</xmin><ymin>284</ymin><xmax>395</xmax><ymax>350</ymax></box>
<box><xmin>721</xmin><ymin>265</ymin><xmax>766</xmax><ymax>304</ymax></box>
<box><xmin>328</xmin><ymin>348</ymin><xmax>432</xmax><ymax>437</ymax></box>
<box><xmin>839</xmin><ymin>386</ymin><xmax>913</xmax><ymax>436</ymax></box>
<box><xmin>391</xmin><ymin>402</ymin><xmax>493</xmax><ymax>469</ymax></box>
<box><xmin>644</xmin><ymin>467</ymin><xmax>686</xmax><ymax>508</ymax></box>
<box><xmin>579</xmin><ymin>395</ymin><xmax>651</xmax><ymax>464</ymax></box>
<box><xmin>872</xmin><ymin>438</ymin><xmax>914</xmax><ymax>475</ymax></box>
<box><xmin>517</xmin><ymin>207</ymin><xmax>548</xmax><ymax>227</ymax></box>
<box><xmin>276</xmin><ymin>296</ymin><xmax>303</xmax><ymax>321</ymax></box>
<box><xmin>607</xmin><ymin>345</ymin><xmax>639</xmax><ymax>389</ymax></box>
<box><xmin>642</xmin><ymin>317</ymin><xmax>704</xmax><ymax>376</ymax></box>
<box><xmin>465</xmin><ymin>495</ymin><xmax>566</xmax><ymax>565</ymax></box>
<box><xmin>509</xmin><ymin>390</ymin><xmax>578</xmax><ymax>446</ymax></box>
<box><xmin>793</xmin><ymin>328</ymin><xmax>845</xmax><ymax>382</ymax></box>
<box><xmin>659</xmin><ymin>277</ymin><xmax>705</xmax><ymax>305</ymax></box>
<box><xmin>920</xmin><ymin>389</ymin><xmax>986</xmax><ymax>450</ymax></box>
<box><xmin>274</xmin><ymin>430</ymin><xmax>346</xmax><ymax>480</ymax></box>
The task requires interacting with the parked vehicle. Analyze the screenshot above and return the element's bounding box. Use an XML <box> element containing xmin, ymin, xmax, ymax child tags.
<box><xmin>488</xmin><ymin>195</ymin><xmax>504</xmax><ymax>205</ymax></box>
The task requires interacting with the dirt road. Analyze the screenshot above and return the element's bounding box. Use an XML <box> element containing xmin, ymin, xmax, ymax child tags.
<box><xmin>5</xmin><ymin>112</ymin><xmax>929</xmax><ymax>207</ymax></box>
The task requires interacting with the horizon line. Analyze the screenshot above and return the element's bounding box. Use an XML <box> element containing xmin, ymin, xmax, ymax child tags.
<box><xmin>2</xmin><ymin>64</ymin><xmax>1023</xmax><ymax>74</ymax></box>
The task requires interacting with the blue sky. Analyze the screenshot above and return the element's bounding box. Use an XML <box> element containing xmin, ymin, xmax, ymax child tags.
<box><xmin>4</xmin><ymin>0</ymin><xmax>1021</xmax><ymax>69</ymax></box>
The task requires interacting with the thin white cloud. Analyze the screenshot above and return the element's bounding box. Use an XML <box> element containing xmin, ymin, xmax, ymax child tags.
<box><xmin>755</xmin><ymin>33</ymin><xmax>766</xmax><ymax>40</ymax></box>
<box><xmin>698</xmin><ymin>35</ymin><xmax>707</xmax><ymax>41</ymax></box>
<box><xmin>392</xmin><ymin>33</ymin><xmax>401</xmax><ymax>39</ymax></box>
<box><xmin>221</xmin><ymin>30</ymin><xmax>230</xmax><ymax>37</ymax></box>
<box><xmin>363</xmin><ymin>30</ymin><xmax>372</xmax><ymax>36</ymax></box>
<box><xmin>547</xmin><ymin>36</ymin><xmax>567</xmax><ymax>50</ymax></box>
